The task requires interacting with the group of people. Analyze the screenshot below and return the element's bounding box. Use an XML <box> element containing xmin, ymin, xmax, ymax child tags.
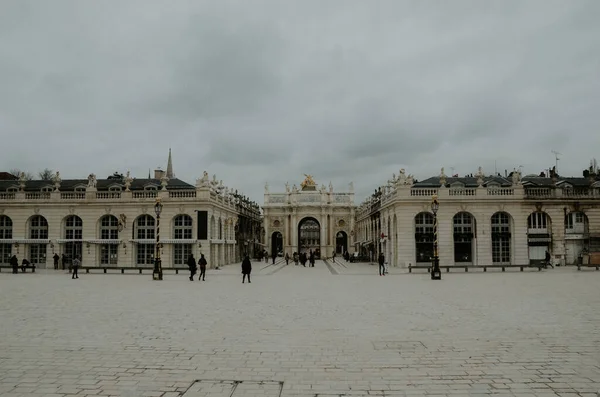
<box><xmin>285</xmin><ymin>250</ymin><xmax>316</xmax><ymax>267</ymax></box>
<box><xmin>8</xmin><ymin>255</ymin><xmax>33</xmax><ymax>273</ymax></box>
<box><xmin>186</xmin><ymin>253</ymin><xmax>253</xmax><ymax>283</ymax></box>
<box><xmin>186</xmin><ymin>253</ymin><xmax>208</xmax><ymax>281</ymax></box>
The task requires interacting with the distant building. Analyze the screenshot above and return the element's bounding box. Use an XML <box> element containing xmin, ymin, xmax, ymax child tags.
<box><xmin>0</xmin><ymin>152</ymin><xmax>261</xmax><ymax>269</ymax></box>
<box><xmin>355</xmin><ymin>168</ymin><xmax>600</xmax><ymax>267</ymax></box>
<box><xmin>262</xmin><ymin>175</ymin><xmax>355</xmax><ymax>258</ymax></box>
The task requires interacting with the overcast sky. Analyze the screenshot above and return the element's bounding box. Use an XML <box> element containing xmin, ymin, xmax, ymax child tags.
<box><xmin>2</xmin><ymin>0</ymin><xmax>599</xmax><ymax>203</ymax></box>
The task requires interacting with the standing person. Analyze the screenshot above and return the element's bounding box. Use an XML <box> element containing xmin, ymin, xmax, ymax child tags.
<box><xmin>293</xmin><ymin>252</ymin><xmax>299</xmax><ymax>266</ymax></box>
<box><xmin>72</xmin><ymin>256</ymin><xmax>80</xmax><ymax>279</ymax></box>
<box><xmin>187</xmin><ymin>254</ymin><xmax>196</xmax><ymax>281</ymax></box>
<box><xmin>272</xmin><ymin>251</ymin><xmax>277</xmax><ymax>264</ymax></box>
<box><xmin>10</xmin><ymin>254</ymin><xmax>18</xmax><ymax>274</ymax></box>
<box><xmin>61</xmin><ymin>254</ymin><xmax>67</xmax><ymax>270</ymax></box>
<box><xmin>332</xmin><ymin>251</ymin><xmax>336</xmax><ymax>263</ymax></box>
<box><xmin>285</xmin><ymin>252</ymin><xmax>290</xmax><ymax>265</ymax></box>
<box><xmin>53</xmin><ymin>253</ymin><xmax>60</xmax><ymax>270</ymax></box>
<box><xmin>241</xmin><ymin>255</ymin><xmax>252</xmax><ymax>283</ymax></box>
<box><xmin>198</xmin><ymin>254</ymin><xmax>207</xmax><ymax>281</ymax></box>
<box><xmin>378</xmin><ymin>253</ymin><xmax>385</xmax><ymax>276</ymax></box>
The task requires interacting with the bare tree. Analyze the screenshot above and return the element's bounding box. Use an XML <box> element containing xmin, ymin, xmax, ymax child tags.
<box><xmin>38</xmin><ymin>168</ymin><xmax>54</xmax><ymax>181</ymax></box>
<box><xmin>8</xmin><ymin>168</ymin><xmax>34</xmax><ymax>180</ymax></box>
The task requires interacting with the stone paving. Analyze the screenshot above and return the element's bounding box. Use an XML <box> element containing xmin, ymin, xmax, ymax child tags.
<box><xmin>0</xmin><ymin>261</ymin><xmax>599</xmax><ymax>397</ymax></box>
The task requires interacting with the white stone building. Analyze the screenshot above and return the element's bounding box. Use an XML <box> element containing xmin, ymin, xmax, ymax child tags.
<box><xmin>262</xmin><ymin>175</ymin><xmax>355</xmax><ymax>258</ymax></box>
<box><xmin>0</xmin><ymin>153</ymin><xmax>261</xmax><ymax>269</ymax></box>
<box><xmin>355</xmin><ymin>168</ymin><xmax>600</xmax><ymax>268</ymax></box>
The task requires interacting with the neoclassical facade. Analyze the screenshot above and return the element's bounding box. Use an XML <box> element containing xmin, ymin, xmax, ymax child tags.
<box><xmin>355</xmin><ymin>168</ymin><xmax>600</xmax><ymax>268</ymax></box>
<box><xmin>262</xmin><ymin>175</ymin><xmax>355</xmax><ymax>258</ymax></box>
<box><xmin>0</xmin><ymin>161</ymin><xmax>261</xmax><ymax>269</ymax></box>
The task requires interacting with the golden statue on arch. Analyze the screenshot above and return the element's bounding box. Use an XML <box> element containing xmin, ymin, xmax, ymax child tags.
<box><xmin>301</xmin><ymin>174</ymin><xmax>316</xmax><ymax>189</ymax></box>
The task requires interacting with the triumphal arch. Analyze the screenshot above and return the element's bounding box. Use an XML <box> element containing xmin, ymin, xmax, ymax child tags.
<box><xmin>262</xmin><ymin>175</ymin><xmax>355</xmax><ymax>258</ymax></box>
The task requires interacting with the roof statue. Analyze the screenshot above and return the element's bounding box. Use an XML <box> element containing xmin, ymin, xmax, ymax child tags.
<box><xmin>301</xmin><ymin>174</ymin><xmax>316</xmax><ymax>190</ymax></box>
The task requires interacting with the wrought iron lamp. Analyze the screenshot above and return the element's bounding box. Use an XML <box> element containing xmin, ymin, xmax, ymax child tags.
<box><xmin>431</xmin><ymin>194</ymin><xmax>441</xmax><ymax>280</ymax></box>
<box><xmin>153</xmin><ymin>198</ymin><xmax>163</xmax><ymax>280</ymax></box>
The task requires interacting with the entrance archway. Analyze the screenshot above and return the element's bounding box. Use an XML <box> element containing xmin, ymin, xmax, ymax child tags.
<box><xmin>335</xmin><ymin>231</ymin><xmax>348</xmax><ymax>255</ymax></box>
<box><xmin>298</xmin><ymin>217</ymin><xmax>320</xmax><ymax>257</ymax></box>
<box><xmin>271</xmin><ymin>231</ymin><xmax>283</xmax><ymax>257</ymax></box>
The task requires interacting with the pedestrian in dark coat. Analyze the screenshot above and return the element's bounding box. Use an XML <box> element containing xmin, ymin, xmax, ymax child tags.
<box><xmin>198</xmin><ymin>254</ymin><xmax>207</xmax><ymax>281</ymax></box>
<box><xmin>53</xmin><ymin>253</ymin><xmax>60</xmax><ymax>270</ymax></box>
<box><xmin>72</xmin><ymin>256</ymin><xmax>80</xmax><ymax>279</ymax></box>
<box><xmin>10</xmin><ymin>255</ymin><xmax>18</xmax><ymax>274</ymax></box>
<box><xmin>241</xmin><ymin>255</ymin><xmax>252</xmax><ymax>283</ymax></box>
<box><xmin>378</xmin><ymin>253</ymin><xmax>385</xmax><ymax>276</ymax></box>
<box><xmin>61</xmin><ymin>254</ymin><xmax>67</xmax><ymax>271</ymax></box>
<box><xmin>187</xmin><ymin>254</ymin><xmax>196</xmax><ymax>281</ymax></box>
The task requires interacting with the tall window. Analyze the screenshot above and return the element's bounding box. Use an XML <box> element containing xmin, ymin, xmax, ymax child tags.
<box><xmin>415</xmin><ymin>212</ymin><xmax>434</xmax><ymax>262</ymax></box>
<box><xmin>29</xmin><ymin>215</ymin><xmax>48</xmax><ymax>264</ymax></box>
<box><xmin>299</xmin><ymin>218</ymin><xmax>320</xmax><ymax>249</ymax></box>
<box><xmin>565</xmin><ymin>212</ymin><xmax>588</xmax><ymax>234</ymax></box>
<box><xmin>64</xmin><ymin>215</ymin><xmax>83</xmax><ymax>261</ymax></box>
<box><xmin>135</xmin><ymin>215</ymin><xmax>155</xmax><ymax>266</ymax></box>
<box><xmin>173</xmin><ymin>215</ymin><xmax>193</xmax><ymax>266</ymax></box>
<box><xmin>453</xmin><ymin>212</ymin><xmax>474</xmax><ymax>263</ymax></box>
<box><xmin>491</xmin><ymin>212</ymin><xmax>511</xmax><ymax>264</ymax></box>
<box><xmin>0</xmin><ymin>215</ymin><xmax>12</xmax><ymax>264</ymax></box>
<box><xmin>100</xmin><ymin>215</ymin><xmax>119</xmax><ymax>265</ymax></box>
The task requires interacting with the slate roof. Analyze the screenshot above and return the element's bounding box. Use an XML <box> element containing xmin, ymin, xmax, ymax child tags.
<box><xmin>413</xmin><ymin>175</ymin><xmax>598</xmax><ymax>188</ymax></box>
<box><xmin>0</xmin><ymin>177</ymin><xmax>195</xmax><ymax>192</ymax></box>
<box><xmin>413</xmin><ymin>176</ymin><xmax>512</xmax><ymax>188</ymax></box>
<box><xmin>0</xmin><ymin>172</ymin><xmax>18</xmax><ymax>181</ymax></box>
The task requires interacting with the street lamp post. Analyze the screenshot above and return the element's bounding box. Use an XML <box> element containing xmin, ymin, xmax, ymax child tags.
<box><xmin>153</xmin><ymin>198</ymin><xmax>163</xmax><ymax>281</ymax></box>
<box><xmin>431</xmin><ymin>194</ymin><xmax>441</xmax><ymax>280</ymax></box>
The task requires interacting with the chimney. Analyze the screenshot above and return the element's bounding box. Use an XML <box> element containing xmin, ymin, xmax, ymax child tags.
<box><xmin>154</xmin><ymin>169</ymin><xmax>164</xmax><ymax>179</ymax></box>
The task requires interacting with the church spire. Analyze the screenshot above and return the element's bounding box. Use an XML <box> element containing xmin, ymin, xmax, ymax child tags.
<box><xmin>166</xmin><ymin>148</ymin><xmax>174</xmax><ymax>178</ymax></box>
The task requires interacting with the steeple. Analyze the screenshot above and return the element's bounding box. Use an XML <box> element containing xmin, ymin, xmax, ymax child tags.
<box><xmin>166</xmin><ymin>148</ymin><xmax>174</xmax><ymax>178</ymax></box>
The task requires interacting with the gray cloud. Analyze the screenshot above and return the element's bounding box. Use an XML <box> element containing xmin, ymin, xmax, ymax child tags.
<box><xmin>1</xmin><ymin>0</ymin><xmax>600</xmax><ymax>202</ymax></box>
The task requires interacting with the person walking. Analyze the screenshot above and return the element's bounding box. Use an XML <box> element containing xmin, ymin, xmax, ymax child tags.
<box><xmin>309</xmin><ymin>250</ymin><xmax>315</xmax><ymax>267</ymax></box>
<box><xmin>61</xmin><ymin>254</ymin><xmax>67</xmax><ymax>270</ymax></box>
<box><xmin>72</xmin><ymin>255</ymin><xmax>80</xmax><ymax>279</ymax></box>
<box><xmin>378</xmin><ymin>253</ymin><xmax>385</xmax><ymax>276</ymax></box>
<box><xmin>187</xmin><ymin>254</ymin><xmax>196</xmax><ymax>281</ymax></box>
<box><xmin>241</xmin><ymin>254</ymin><xmax>252</xmax><ymax>283</ymax></box>
<box><xmin>272</xmin><ymin>251</ymin><xmax>277</xmax><ymax>265</ymax></box>
<box><xmin>285</xmin><ymin>252</ymin><xmax>290</xmax><ymax>265</ymax></box>
<box><xmin>198</xmin><ymin>254</ymin><xmax>207</xmax><ymax>281</ymax></box>
<box><xmin>293</xmin><ymin>252</ymin><xmax>299</xmax><ymax>266</ymax></box>
<box><xmin>53</xmin><ymin>253</ymin><xmax>60</xmax><ymax>270</ymax></box>
<box><xmin>332</xmin><ymin>251</ymin><xmax>336</xmax><ymax>263</ymax></box>
<box><xmin>10</xmin><ymin>254</ymin><xmax>18</xmax><ymax>274</ymax></box>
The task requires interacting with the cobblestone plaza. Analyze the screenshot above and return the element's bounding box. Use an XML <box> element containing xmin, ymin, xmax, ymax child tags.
<box><xmin>1</xmin><ymin>262</ymin><xmax>599</xmax><ymax>397</ymax></box>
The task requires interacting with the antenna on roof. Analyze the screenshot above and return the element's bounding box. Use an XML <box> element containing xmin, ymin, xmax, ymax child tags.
<box><xmin>551</xmin><ymin>150</ymin><xmax>561</xmax><ymax>174</ymax></box>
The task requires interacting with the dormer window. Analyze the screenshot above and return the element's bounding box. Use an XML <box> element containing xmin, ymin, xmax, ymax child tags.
<box><xmin>487</xmin><ymin>182</ymin><xmax>500</xmax><ymax>188</ymax></box>
<box><xmin>450</xmin><ymin>182</ymin><xmax>465</xmax><ymax>189</ymax></box>
<box><xmin>7</xmin><ymin>187</ymin><xmax>18</xmax><ymax>192</ymax></box>
<box><xmin>108</xmin><ymin>186</ymin><xmax>122</xmax><ymax>192</ymax></box>
<box><xmin>74</xmin><ymin>187</ymin><xmax>86</xmax><ymax>192</ymax></box>
<box><xmin>41</xmin><ymin>186</ymin><xmax>53</xmax><ymax>192</ymax></box>
<box><xmin>144</xmin><ymin>185</ymin><xmax>158</xmax><ymax>191</ymax></box>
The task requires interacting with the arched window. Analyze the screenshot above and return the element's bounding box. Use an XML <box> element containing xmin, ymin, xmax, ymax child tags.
<box><xmin>491</xmin><ymin>212</ymin><xmax>511</xmax><ymax>264</ymax></box>
<box><xmin>173</xmin><ymin>215</ymin><xmax>193</xmax><ymax>266</ymax></box>
<box><xmin>99</xmin><ymin>215</ymin><xmax>119</xmax><ymax>265</ymax></box>
<box><xmin>135</xmin><ymin>215</ymin><xmax>155</xmax><ymax>266</ymax></box>
<box><xmin>527</xmin><ymin>212</ymin><xmax>549</xmax><ymax>230</ymax></box>
<box><xmin>0</xmin><ymin>215</ymin><xmax>13</xmax><ymax>264</ymax></box>
<box><xmin>453</xmin><ymin>212</ymin><xmax>475</xmax><ymax>263</ymax></box>
<box><xmin>414</xmin><ymin>212</ymin><xmax>434</xmax><ymax>262</ymax></box>
<box><xmin>64</xmin><ymin>215</ymin><xmax>83</xmax><ymax>261</ymax></box>
<box><xmin>29</xmin><ymin>215</ymin><xmax>48</xmax><ymax>265</ymax></box>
